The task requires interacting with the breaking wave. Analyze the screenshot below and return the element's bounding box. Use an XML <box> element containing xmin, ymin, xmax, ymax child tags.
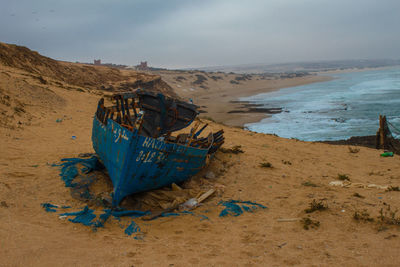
<box><xmin>242</xmin><ymin>67</ymin><xmax>400</xmax><ymax>141</ymax></box>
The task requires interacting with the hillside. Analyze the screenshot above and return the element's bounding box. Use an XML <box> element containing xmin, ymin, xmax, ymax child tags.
<box><xmin>0</xmin><ymin>42</ymin><xmax>175</xmax><ymax>129</ymax></box>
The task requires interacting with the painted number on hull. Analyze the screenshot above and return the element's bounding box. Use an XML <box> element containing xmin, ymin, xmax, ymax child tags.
<box><xmin>136</xmin><ymin>151</ymin><xmax>166</xmax><ymax>163</ymax></box>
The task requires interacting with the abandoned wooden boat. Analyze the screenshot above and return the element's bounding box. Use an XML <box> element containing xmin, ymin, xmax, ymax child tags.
<box><xmin>92</xmin><ymin>89</ymin><xmax>224</xmax><ymax>206</ymax></box>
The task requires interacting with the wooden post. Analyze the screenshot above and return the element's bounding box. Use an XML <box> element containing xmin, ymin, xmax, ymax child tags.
<box><xmin>380</xmin><ymin>115</ymin><xmax>385</xmax><ymax>149</ymax></box>
<box><xmin>376</xmin><ymin>115</ymin><xmax>387</xmax><ymax>149</ymax></box>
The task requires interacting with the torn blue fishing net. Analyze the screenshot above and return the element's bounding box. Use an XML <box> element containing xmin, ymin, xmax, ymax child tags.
<box><xmin>219</xmin><ymin>200</ymin><xmax>267</xmax><ymax>217</ymax></box>
<box><xmin>60</xmin><ymin>206</ymin><xmax>97</xmax><ymax>226</ymax></box>
<box><xmin>41</xmin><ymin>203</ymin><xmax>58</xmax><ymax>212</ymax></box>
<box><xmin>57</xmin><ymin>156</ymin><xmax>99</xmax><ymax>187</ymax></box>
<box><xmin>52</xmin><ymin>156</ymin><xmax>101</xmax><ymax>201</ymax></box>
<box><xmin>58</xmin><ymin>206</ymin><xmax>151</xmax><ymax>228</ymax></box>
<box><xmin>46</xmin><ymin>155</ymin><xmax>214</xmax><ymax>236</ymax></box>
<box><xmin>41</xmin><ymin>203</ymin><xmax>71</xmax><ymax>213</ymax></box>
<box><xmin>42</xmin><ymin>203</ymin><xmax>151</xmax><ymax>237</ymax></box>
<box><xmin>125</xmin><ymin>221</ymin><xmax>140</xmax><ymax>236</ymax></box>
<box><xmin>41</xmin><ymin>201</ymin><xmax>210</xmax><ymax>240</ymax></box>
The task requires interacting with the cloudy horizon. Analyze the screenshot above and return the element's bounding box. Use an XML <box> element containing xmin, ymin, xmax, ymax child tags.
<box><xmin>1</xmin><ymin>0</ymin><xmax>400</xmax><ymax>69</ymax></box>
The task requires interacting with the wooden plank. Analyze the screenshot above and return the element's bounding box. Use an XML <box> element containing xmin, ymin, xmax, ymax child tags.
<box><xmin>197</xmin><ymin>188</ymin><xmax>215</xmax><ymax>203</ymax></box>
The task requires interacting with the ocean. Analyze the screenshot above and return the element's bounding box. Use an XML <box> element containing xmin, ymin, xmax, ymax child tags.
<box><xmin>241</xmin><ymin>67</ymin><xmax>400</xmax><ymax>141</ymax></box>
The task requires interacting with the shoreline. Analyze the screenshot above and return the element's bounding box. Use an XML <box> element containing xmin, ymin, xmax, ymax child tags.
<box><xmin>226</xmin><ymin>66</ymin><xmax>400</xmax><ymax>127</ymax></box>
<box><xmin>157</xmin><ymin>65</ymin><xmax>400</xmax><ymax>128</ymax></box>
<box><xmin>199</xmin><ymin>75</ymin><xmax>333</xmax><ymax>127</ymax></box>
<box><xmin>157</xmin><ymin>71</ymin><xmax>333</xmax><ymax>127</ymax></box>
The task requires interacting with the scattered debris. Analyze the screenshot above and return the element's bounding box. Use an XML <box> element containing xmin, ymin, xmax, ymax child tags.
<box><xmin>304</xmin><ymin>199</ymin><xmax>328</xmax><ymax>213</ymax></box>
<box><xmin>143</xmin><ymin>188</ymin><xmax>215</xmax><ymax>220</ymax></box>
<box><xmin>0</xmin><ymin>201</ymin><xmax>8</xmax><ymax>208</ymax></box>
<box><xmin>179</xmin><ymin>198</ymin><xmax>198</xmax><ymax>211</ymax></box>
<box><xmin>180</xmin><ymin>188</ymin><xmax>216</xmax><ymax>211</ymax></box>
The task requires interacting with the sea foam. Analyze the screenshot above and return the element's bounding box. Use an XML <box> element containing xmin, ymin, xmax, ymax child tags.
<box><xmin>242</xmin><ymin>67</ymin><xmax>400</xmax><ymax>141</ymax></box>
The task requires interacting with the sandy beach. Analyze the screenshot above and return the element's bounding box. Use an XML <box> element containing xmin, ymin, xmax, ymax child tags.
<box><xmin>155</xmin><ymin>70</ymin><xmax>332</xmax><ymax>127</ymax></box>
<box><xmin>1</xmin><ymin>43</ymin><xmax>400</xmax><ymax>266</ymax></box>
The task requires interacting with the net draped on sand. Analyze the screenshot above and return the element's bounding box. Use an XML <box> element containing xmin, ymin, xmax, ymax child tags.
<box><xmin>42</xmin><ymin>156</ymin><xmax>267</xmax><ymax>238</ymax></box>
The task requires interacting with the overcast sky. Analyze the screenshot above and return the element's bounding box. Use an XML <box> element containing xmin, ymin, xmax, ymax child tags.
<box><xmin>1</xmin><ymin>0</ymin><xmax>399</xmax><ymax>68</ymax></box>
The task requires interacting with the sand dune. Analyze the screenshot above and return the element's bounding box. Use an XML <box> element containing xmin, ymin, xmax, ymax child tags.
<box><xmin>0</xmin><ymin>43</ymin><xmax>399</xmax><ymax>266</ymax></box>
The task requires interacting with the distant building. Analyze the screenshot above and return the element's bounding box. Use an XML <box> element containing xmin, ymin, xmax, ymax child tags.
<box><xmin>137</xmin><ymin>61</ymin><xmax>148</xmax><ymax>70</ymax></box>
<box><xmin>94</xmin><ymin>59</ymin><xmax>101</xmax><ymax>65</ymax></box>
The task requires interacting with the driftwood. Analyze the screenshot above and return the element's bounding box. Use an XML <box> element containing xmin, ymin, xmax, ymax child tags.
<box><xmin>142</xmin><ymin>188</ymin><xmax>215</xmax><ymax>221</ymax></box>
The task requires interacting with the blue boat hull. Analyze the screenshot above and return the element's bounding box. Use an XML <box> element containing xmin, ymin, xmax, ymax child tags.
<box><xmin>92</xmin><ymin>116</ymin><xmax>209</xmax><ymax>206</ymax></box>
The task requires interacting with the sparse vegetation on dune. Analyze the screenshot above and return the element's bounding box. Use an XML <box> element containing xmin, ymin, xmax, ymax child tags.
<box><xmin>305</xmin><ymin>200</ymin><xmax>328</xmax><ymax>213</ymax></box>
